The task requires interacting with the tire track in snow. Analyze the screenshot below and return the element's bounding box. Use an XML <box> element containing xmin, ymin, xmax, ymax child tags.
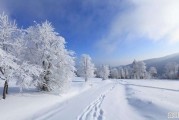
<box><xmin>118</xmin><ymin>80</ymin><xmax>179</xmax><ymax>92</ymax></box>
<box><xmin>77</xmin><ymin>85</ymin><xmax>115</xmax><ymax>120</ymax></box>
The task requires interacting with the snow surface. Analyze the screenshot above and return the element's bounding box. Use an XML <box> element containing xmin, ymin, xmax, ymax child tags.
<box><xmin>0</xmin><ymin>78</ymin><xmax>179</xmax><ymax>120</ymax></box>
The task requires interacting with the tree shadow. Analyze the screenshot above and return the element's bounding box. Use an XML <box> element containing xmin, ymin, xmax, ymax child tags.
<box><xmin>0</xmin><ymin>86</ymin><xmax>38</xmax><ymax>97</ymax></box>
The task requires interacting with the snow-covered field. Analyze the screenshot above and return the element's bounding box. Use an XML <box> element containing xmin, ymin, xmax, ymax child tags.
<box><xmin>0</xmin><ymin>77</ymin><xmax>179</xmax><ymax>120</ymax></box>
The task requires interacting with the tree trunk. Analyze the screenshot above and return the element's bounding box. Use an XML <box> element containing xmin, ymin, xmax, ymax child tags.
<box><xmin>41</xmin><ymin>60</ymin><xmax>51</xmax><ymax>91</ymax></box>
<box><xmin>42</xmin><ymin>71</ymin><xmax>50</xmax><ymax>91</ymax></box>
<box><xmin>6</xmin><ymin>81</ymin><xmax>8</xmax><ymax>94</ymax></box>
<box><xmin>42</xmin><ymin>84</ymin><xmax>49</xmax><ymax>91</ymax></box>
<box><xmin>3</xmin><ymin>80</ymin><xmax>8</xmax><ymax>99</ymax></box>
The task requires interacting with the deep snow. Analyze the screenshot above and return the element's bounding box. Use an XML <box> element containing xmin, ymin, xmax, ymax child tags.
<box><xmin>0</xmin><ymin>78</ymin><xmax>179</xmax><ymax>120</ymax></box>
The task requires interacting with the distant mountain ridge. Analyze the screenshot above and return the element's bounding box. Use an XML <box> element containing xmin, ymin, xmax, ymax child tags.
<box><xmin>143</xmin><ymin>53</ymin><xmax>179</xmax><ymax>76</ymax></box>
<box><xmin>121</xmin><ymin>53</ymin><xmax>179</xmax><ymax>77</ymax></box>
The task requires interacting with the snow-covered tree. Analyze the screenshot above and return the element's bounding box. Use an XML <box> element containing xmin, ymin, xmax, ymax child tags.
<box><xmin>24</xmin><ymin>21</ymin><xmax>75</xmax><ymax>92</ymax></box>
<box><xmin>165</xmin><ymin>62</ymin><xmax>178</xmax><ymax>79</ymax></box>
<box><xmin>118</xmin><ymin>68</ymin><xmax>125</xmax><ymax>79</ymax></box>
<box><xmin>124</xmin><ymin>66</ymin><xmax>133</xmax><ymax>79</ymax></box>
<box><xmin>138</xmin><ymin>61</ymin><xmax>147</xmax><ymax>79</ymax></box>
<box><xmin>132</xmin><ymin>60</ymin><xmax>139</xmax><ymax>79</ymax></box>
<box><xmin>52</xmin><ymin>43</ymin><xmax>76</xmax><ymax>92</ymax></box>
<box><xmin>97</xmin><ymin>65</ymin><xmax>110</xmax><ymax>80</ymax></box>
<box><xmin>15</xmin><ymin>62</ymin><xmax>42</xmax><ymax>92</ymax></box>
<box><xmin>0</xmin><ymin>12</ymin><xmax>17</xmax><ymax>52</ymax></box>
<box><xmin>110</xmin><ymin>68</ymin><xmax>118</xmax><ymax>79</ymax></box>
<box><xmin>124</xmin><ymin>67</ymin><xmax>130</xmax><ymax>79</ymax></box>
<box><xmin>0</xmin><ymin>49</ymin><xmax>18</xmax><ymax>99</ymax></box>
<box><xmin>78</xmin><ymin>54</ymin><xmax>95</xmax><ymax>82</ymax></box>
<box><xmin>0</xmin><ymin>12</ymin><xmax>19</xmax><ymax>99</ymax></box>
<box><xmin>0</xmin><ymin>12</ymin><xmax>76</xmax><ymax>97</ymax></box>
<box><xmin>132</xmin><ymin>60</ymin><xmax>147</xmax><ymax>79</ymax></box>
<box><xmin>149</xmin><ymin>67</ymin><xmax>157</xmax><ymax>78</ymax></box>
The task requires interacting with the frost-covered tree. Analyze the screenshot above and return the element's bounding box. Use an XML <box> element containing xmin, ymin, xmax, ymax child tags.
<box><xmin>132</xmin><ymin>60</ymin><xmax>147</xmax><ymax>79</ymax></box>
<box><xmin>0</xmin><ymin>49</ymin><xmax>18</xmax><ymax>99</ymax></box>
<box><xmin>124</xmin><ymin>66</ymin><xmax>132</xmax><ymax>79</ymax></box>
<box><xmin>132</xmin><ymin>60</ymin><xmax>139</xmax><ymax>79</ymax></box>
<box><xmin>97</xmin><ymin>65</ymin><xmax>110</xmax><ymax>80</ymax></box>
<box><xmin>0</xmin><ymin>12</ymin><xmax>76</xmax><ymax>97</ymax></box>
<box><xmin>78</xmin><ymin>54</ymin><xmax>95</xmax><ymax>82</ymax></box>
<box><xmin>138</xmin><ymin>61</ymin><xmax>147</xmax><ymax>79</ymax></box>
<box><xmin>0</xmin><ymin>12</ymin><xmax>19</xmax><ymax>99</ymax></box>
<box><xmin>0</xmin><ymin>12</ymin><xmax>17</xmax><ymax>52</ymax></box>
<box><xmin>52</xmin><ymin>41</ymin><xmax>76</xmax><ymax>92</ymax></box>
<box><xmin>149</xmin><ymin>67</ymin><xmax>157</xmax><ymax>78</ymax></box>
<box><xmin>165</xmin><ymin>62</ymin><xmax>178</xmax><ymax>79</ymax></box>
<box><xmin>124</xmin><ymin>67</ymin><xmax>130</xmax><ymax>79</ymax></box>
<box><xmin>118</xmin><ymin>68</ymin><xmax>125</xmax><ymax>79</ymax></box>
<box><xmin>15</xmin><ymin>62</ymin><xmax>42</xmax><ymax>92</ymax></box>
<box><xmin>24</xmin><ymin>21</ymin><xmax>75</xmax><ymax>92</ymax></box>
<box><xmin>110</xmin><ymin>68</ymin><xmax>118</xmax><ymax>79</ymax></box>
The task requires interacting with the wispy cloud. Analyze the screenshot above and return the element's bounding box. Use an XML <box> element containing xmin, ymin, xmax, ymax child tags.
<box><xmin>97</xmin><ymin>0</ymin><xmax>179</xmax><ymax>52</ymax></box>
<box><xmin>0</xmin><ymin>0</ymin><xmax>121</xmax><ymax>36</ymax></box>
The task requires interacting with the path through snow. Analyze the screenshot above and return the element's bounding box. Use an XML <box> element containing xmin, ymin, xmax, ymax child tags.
<box><xmin>33</xmin><ymin>81</ymin><xmax>114</xmax><ymax>120</ymax></box>
<box><xmin>77</xmin><ymin>85</ymin><xmax>115</xmax><ymax>120</ymax></box>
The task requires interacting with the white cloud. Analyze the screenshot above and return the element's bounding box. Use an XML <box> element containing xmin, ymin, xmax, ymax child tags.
<box><xmin>97</xmin><ymin>0</ymin><xmax>179</xmax><ymax>52</ymax></box>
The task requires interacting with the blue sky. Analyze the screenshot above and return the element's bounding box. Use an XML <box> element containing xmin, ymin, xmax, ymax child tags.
<box><xmin>1</xmin><ymin>0</ymin><xmax>179</xmax><ymax>66</ymax></box>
